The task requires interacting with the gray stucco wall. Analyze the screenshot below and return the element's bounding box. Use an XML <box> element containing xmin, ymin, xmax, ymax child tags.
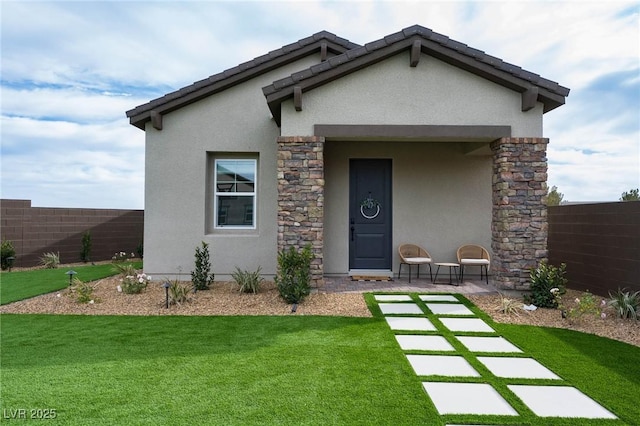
<box><xmin>324</xmin><ymin>141</ymin><xmax>492</xmax><ymax>275</ymax></box>
<box><xmin>143</xmin><ymin>57</ymin><xmax>321</xmax><ymax>279</ymax></box>
<box><xmin>281</xmin><ymin>52</ymin><xmax>543</xmax><ymax>137</ymax></box>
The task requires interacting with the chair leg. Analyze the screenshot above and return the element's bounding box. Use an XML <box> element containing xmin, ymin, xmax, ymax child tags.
<box><xmin>398</xmin><ymin>263</ymin><xmax>404</xmax><ymax>280</ymax></box>
<box><xmin>428</xmin><ymin>264</ymin><xmax>433</xmax><ymax>282</ymax></box>
<box><xmin>460</xmin><ymin>265</ymin><xmax>465</xmax><ymax>283</ymax></box>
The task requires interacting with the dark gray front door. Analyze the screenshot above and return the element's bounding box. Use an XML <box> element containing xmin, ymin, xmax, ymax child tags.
<box><xmin>349</xmin><ymin>159</ymin><xmax>392</xmax><ymax>270</ymax></box>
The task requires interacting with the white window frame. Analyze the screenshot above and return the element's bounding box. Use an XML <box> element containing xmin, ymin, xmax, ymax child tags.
<box><xmin>213</xmin><ymin>159</ymin><xmax>257</xmax><ymax>230</ymax></box>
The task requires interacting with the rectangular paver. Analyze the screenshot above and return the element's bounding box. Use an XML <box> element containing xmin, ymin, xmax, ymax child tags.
<box><xmin>385</xmin><ymin>317</ymin><xmax>436</xmax><ymax>331</ymax></box>
<box><xmin>379</xmin><ymin>303</ymin><xmax>424</xmax><ymax>315</ymax></box>
<box><xmin>419</xmin><ymin>295</ymin><xmax>459</xmax><ymax>302</ymax></box>
<box><xmin>423</xmin><ymin>382</ymin><xmax>518</xmax><ymax>415</ymax></box>
<box><xmin>394</xmin><ymin>335</ymin><xmax>455</xmax><ymax>351</ymax></box>
<box><xmin>425</xmin><ymin>303</ymin><xmax>475</xmax><ymax>316</ymax></box>
<box><xmin>456</xmin><ymin>336</ymin><xmax>523</xmax><ymax>353</ymax></box>
<box><xmin>478</xmin><ymin>357</ymin><xmax>561</xmax><ymax>380</ymax></box>
<box><xmin>374</xmin><ymin>294</ymin><xmax>413</xmax><ymax>302</ymax></box>
<box><xmin>406</xmin><ymin>355</ymin><xmax>480</xmax><ymax>377</ymax></box>
<box><xmin>439</xmin><ymin>317</ymin><xmax>494</xmax><ymax>332</ymax></box>
<box><xmin>508</xmin><ymin>385</ymin><xmax>617</xmax><ymax>419</ymax></box>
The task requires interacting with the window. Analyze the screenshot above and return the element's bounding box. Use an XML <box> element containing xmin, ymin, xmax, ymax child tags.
<box><xmin>214</xmin><ymin>159</ymin><xmax>256</xmax><ymax>229</ymax></box>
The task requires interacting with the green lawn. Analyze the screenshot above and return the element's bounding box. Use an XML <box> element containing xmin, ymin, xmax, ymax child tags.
<box><xmin>0</xmin><ymin>262</ymin><xmax>142</xmax><ymax>305</ymax></box>
<box><xmin>1</xmin><ymin>291</ymin><xmax>639</xmax><ymax>425</ymax></box>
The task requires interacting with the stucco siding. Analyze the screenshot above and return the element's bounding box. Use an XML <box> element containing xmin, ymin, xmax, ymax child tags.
<box><xmin>324</xmin><ymin>141</ymin><xmax>492</xmax><ymax>275</ymax></box>
<box><xmin>144</xmin><ymin>56</ymin><xmax>321</xmax><ymax>279</ymax></box>
<box><xmin>281</xmin><ymin>52</ymin><xmax>543</xmax><ymax>137</ymax></box>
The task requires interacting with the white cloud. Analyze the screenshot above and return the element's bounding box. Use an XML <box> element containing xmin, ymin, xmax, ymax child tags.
<box><xmin>1</xmin><ymin>0</ymin><xmax>638</xmax><ymax>208</ymax></box>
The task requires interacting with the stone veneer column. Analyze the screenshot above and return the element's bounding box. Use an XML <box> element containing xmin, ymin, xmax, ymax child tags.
<box><xmin>277</xmin><ymin>136</ymin><xmax>325</xmax><ymax>286</ymax></box>
<box><xmin>490</xmin><ymin>137</ymin><xmax>549</xmax><ymax>290</ymax></box>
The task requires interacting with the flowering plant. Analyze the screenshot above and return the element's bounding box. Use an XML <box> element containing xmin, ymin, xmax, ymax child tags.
<box><xmin>121</xmin><ymin>273</ymin><xmax>151</xmax><ymax>294</ymax></box>
<box><xmin>112</xmin><ymin>251</ymin><xmax>135</xmax><ymax>263</ymax></box>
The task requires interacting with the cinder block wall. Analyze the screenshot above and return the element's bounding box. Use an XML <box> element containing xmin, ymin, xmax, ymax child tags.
<box><xmin>548</xmin><ymin>201</ymin><xmax>640</xmax><ymax>296</ymax></box>
<box><xmin>1</xmin><ymin>199</ymin><xmax>144</xmax><ymax>267</ymax></box>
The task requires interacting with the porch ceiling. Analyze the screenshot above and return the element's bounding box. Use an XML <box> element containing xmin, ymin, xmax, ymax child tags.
<box><xmin>314</xmin><ymin>124</ymin><xmax>511</xmax><ymax>143</ymax></box>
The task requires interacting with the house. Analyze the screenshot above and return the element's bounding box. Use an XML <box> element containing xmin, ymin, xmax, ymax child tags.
<box><xmin>126</xmin><ymin>25</ymin><xmax>569</xmax><ymax>290</ymax></box>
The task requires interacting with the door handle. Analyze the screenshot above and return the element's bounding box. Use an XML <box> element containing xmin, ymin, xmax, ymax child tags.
<box><xmin>350</xmin><ymin>218</ymin><xmax>355</xmax><ymax>242</ymax></box>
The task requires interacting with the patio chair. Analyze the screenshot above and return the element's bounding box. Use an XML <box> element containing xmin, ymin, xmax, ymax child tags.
<box><xmin>398</xmin><ymin>244</ymin><xmax>433</xmax><ymax>283</ymax></box>
<box><xmin>457</xmin><ymin>244</ymin><xmax>491</xmax><ymax>284</ymax></box>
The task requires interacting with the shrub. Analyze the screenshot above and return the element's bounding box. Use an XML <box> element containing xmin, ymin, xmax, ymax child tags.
<box><xmin>136</xmin><ymin>241</ymin><xmax>144</xmax><ymax>259</ymax></box>
<box><xmin>275</xmin><ymin>245</ymin><xmax>313</xmax><ymax>304</ymax></box>
<box><xmin>80</xmin><ymin>231</ymin><xmax>92</xmax><ymax>263</ymax></box>
<box><xmin>191</xmin><ymin>241</ymin><xmax>214</xmax><ymax>292</ymax></box>
<box><xmin>566</xmin><ymin>291</ymin><xmax>605</xmax><ymax>320</ymax></box>
<box><xmin>113</xmin><ymin>263</ymin><xmax>137</xmax><ymax>278</ymax></box>
<box><xmin>608</xmin><ymin>288</ymin><xmax>640</xmax><ymax>320</ymax></box>
<box><xmin>168</xmin><ymin>280</ymin><xmax>191</xmax><ymax>306</ymax></box>
<box><xmin>121</xmin><ymin>273</ymin><xmax>151</xmax><ymax>294</ymax></box>
<box><xmin>39</xmin><ymin>252</ymin><xmax>60</xmax><ymax>269</ymax></box>
<box><xmin>1</xmin><ymin>240</ymin><xmax>16</xmax><ymax>270</ymax></box>
<box><xmin>232</xmin><ymin>266</ymin><xmax>264</xmax><ymax>294</ymax></box>
<box><xmin>112</xmin><ymin>251</ymin><xmax>132</xmax><ymax>262</ymax></box>
<box><xmin>69</xmin><ymin>277</ymin><xmax>96</xmax><ymax>304</ymax></box>
<box><xmin>524</xmin><ymin>261</ymin><xmax>567</xmax><ymax>308</ymax></box>
<box><xmin>496</xmin><ymin>293</ymin><xmax>520</xmax><ymax>316</ymax></box>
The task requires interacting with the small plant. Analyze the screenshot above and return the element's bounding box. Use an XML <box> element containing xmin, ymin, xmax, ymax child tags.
<box><xmin>112</xmin><ymin>251</ymin><xmax>132</xmax><ymax>262</ymax></box>
<box><xmin>191</xmin><ymin>241</ymin><xmax>214</xmax><ymax>292</ymax></box>
<box><xmin>69</xmin><ymin>277</ymin><xmax>97</xmax><ymax>304</ymax></box>
<box><xmin>80</xmin><ymin>231</ymin><xmax>92</xmax><ymax>263</ymax></box>
<box><xmin>496</xmin><ymin>293</ymin><xmax>520</xmax><ymax>316</ymax></box>
<box><xmin>136</xmin><ymin>241</ymin><xmax>144</xmax><ymax>259</ymax></box>
<box><xmin>524</xmin><ymin>261</ymin><xmax>567</xmax><ymax>308</ymax></box>
<box><xmin>121</xmin><ymin>272</ymin><xmax>151</xmax><ymax>294</ymax></box>
<box><xmin>1</xmin><ymin>240</ymin><xmax>16</xmax><ymax>271</ymax></box>
<box><xmin>39</xmin><ymin>252</ymin><xmax>60</xmax><ymax>269</ymax></box>
<box><xmin>113</xmin><ymin>262</ymin><xmax>137</xmax><ymax>278</ymax></box>
<box><xmin>232</xmin><ymin>266</ymin><xmax>264</xmax><ymax>294</ymax></box>
<box><xmin>608</xmin><ymin>288</ymin><xmax>640</xmax><ymax>320</ymax></box>
<box><xmin>275</xmin><ymin>245</ymin><xmax>313</xmax><ymax>304</ymax></box>
<box><xmin>565</xmin><ymin>291</ymin><xmax>605</xmax><ymax>321</ymax></box>
<box><xmin>168</xmin><ymin>280</ymin><xmax>191</xmax><ymax>306</ymax></box>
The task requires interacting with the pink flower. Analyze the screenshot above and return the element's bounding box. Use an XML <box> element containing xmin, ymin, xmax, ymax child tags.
<box><xmin>601</xmin><ymin>312</ymin><xmax>607</xmax><ymax>319</ymax></box>
<box><xmin>575</xmin><ymin>298</ymin><xmax>580</xmax><ymax>304</ymax></box>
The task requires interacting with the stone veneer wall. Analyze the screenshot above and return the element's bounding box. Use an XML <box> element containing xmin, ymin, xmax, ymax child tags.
<box><xmin>276</xmin><ymin>136</ymin><xmax>325</xmax><ymax>286</ymax></box>
<box><xmin>490</xmin><ymin>137</ymin><xmax>549</xmax><ymax>290</ymax></box>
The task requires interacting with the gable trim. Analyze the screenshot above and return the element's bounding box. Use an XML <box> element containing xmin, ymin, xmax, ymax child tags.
<box><xmin>126</xmin><ymin>32</ymin><xmax>360</xmax><ymax>130</ymax></box>
<box><xmin>264</xmin><ymin>25</ymin><xmax>570</xmax><ymax>126</ymax></box>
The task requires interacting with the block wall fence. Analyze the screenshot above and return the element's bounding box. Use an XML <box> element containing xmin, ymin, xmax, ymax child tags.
<box><xmin>1</xmin><ymin>199</ymin><xmax>144</xmax><ymax>268</ymax></box>
<box><xmin>548</xmin><ymin>201</ymin><xmax>640</xmax><ymax>296</ymax></box>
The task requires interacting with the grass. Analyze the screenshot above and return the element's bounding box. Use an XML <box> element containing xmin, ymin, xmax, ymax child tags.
<box><xmin>0</xmin><ymin>261</ymin><xmax>142</xmax><ymax>305</ymax></box>
<box><xmin>1</xmin><ymin>315</ymin><xmax>435</xmax><ymax>425</ymax></box>
<box><xmin>1</xmin><ymin>289</ymin><xmax>639</xmax><ymax>424</ymax></box>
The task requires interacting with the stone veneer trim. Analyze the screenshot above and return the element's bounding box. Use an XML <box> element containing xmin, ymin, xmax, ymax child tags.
<box><xmin>277</xmin><ymin>136</ymin><xmax>325</xmax><ymax>286</ymax></box>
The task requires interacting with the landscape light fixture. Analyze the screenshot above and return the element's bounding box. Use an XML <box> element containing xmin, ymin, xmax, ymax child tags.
<box><xmin>6</xmin><ymin>256</ymin><xmax>15</xmax><ymax>272</ymax></box>
<box><xmin>66</xmin><ymin>270</ymin><xmax>77</xmax><ymax>286</ymax></box>
<box><xmin>163</xmin><ymin>281</ymin><xmax>171</xmax><ymax>309</ymax></box>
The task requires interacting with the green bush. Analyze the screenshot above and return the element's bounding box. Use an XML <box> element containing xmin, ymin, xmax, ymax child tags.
<box><xmin>232</xmin><ymin>266</ymin><xmax>264</xmax><ymax>294</ymax></box>
<box><xmin>80</xmin><ymin>231</ymin><xmax>92</xmax><ymax>263</ymax></box>
<box><xmin>39</xmin><ymin>252</ymin><xmax>60</xmax><ymax>269</ymax></box>
<box><xmin>275</xmin><ymin>245</ymin><xmax>312</xmax><ymax>304</ymax></box>
<box><xmin>608</xmin><ymin>288</ymin><xmax>640</xmax><ymax>320</ymax></box>
<box><xmin>524</xmin><ymin>261</ymin><xmax>567</xmax><ymax>308</ymax></box>
<box><xmin>1</xmin><ymin>240</ymin><xmax>16</xmax><ymax>270</ymax></box>
<box><xmin>191</xmin><ymin>241</ymin><xmax>214</xmax><ymax>292</ymax></box>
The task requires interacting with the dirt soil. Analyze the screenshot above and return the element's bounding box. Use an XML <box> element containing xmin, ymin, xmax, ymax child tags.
<box><xmin>2</xmin><ymin>272</ymin><xmax>638</xmax><ymax>348</ymax></box>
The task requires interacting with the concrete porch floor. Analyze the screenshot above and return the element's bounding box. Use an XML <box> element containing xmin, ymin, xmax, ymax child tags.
<box><xmin>316</xmin><ymin>275</ymin><xmax>500</xmax><ymax>295</ymax></box>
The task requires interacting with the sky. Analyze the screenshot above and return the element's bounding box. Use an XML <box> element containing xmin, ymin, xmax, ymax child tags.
<box><xmin>1</xmin><ymin>0</ymin><xmax>639</xmax><ymax>209</ymax></box>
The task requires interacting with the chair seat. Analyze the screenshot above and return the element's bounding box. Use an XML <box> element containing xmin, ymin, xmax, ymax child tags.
<box><xmin>405</xmin><ymin>257</ymin><xmax>431</xmax><ymax>264</ymax></box>
<box><xmin>460</xmin><ymin>258</ymin><xmax>490</xmax><ymax>265</ymax></box>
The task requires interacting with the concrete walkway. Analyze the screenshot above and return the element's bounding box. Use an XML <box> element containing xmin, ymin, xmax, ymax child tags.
<box><xmin>373</xmin><ymin>293</ymin><xmax>618</xmax><ymax>422</ymax></box>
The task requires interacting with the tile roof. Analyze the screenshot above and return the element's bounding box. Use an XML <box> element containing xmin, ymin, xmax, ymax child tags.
<box><xmin>127</xmin><ymin>25</ymin><xmax>569</xmax><ymax>130</ymax></box>
<box><xmin>263</xmin><ymin>25</ymin><xmax>570</xmax><ymax>126</ymax></box>
<box><xmin>126</xmin><ymin>31</ymin><xmax>360</xmax><ymax>129</ymax></box>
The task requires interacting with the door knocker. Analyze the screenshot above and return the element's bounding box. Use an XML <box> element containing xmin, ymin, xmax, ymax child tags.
<box><xmin>360</xmin><ymin>193</ymin><xmax>381</xmax><ymax>220</ymax></box>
